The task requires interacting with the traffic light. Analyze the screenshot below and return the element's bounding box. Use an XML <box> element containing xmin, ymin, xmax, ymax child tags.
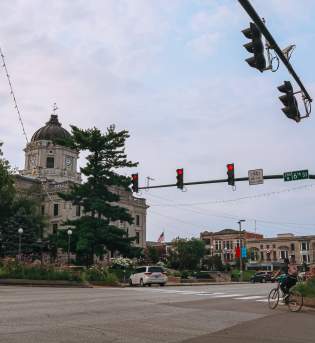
<box><xmin>131</xmin><ymin>173</ymin><xmax>139</xmax><ymax>192</ymax></box>
<box><xmin>242</xmin><ymin>22</ymin><xmax>266</xmax><ymax>72</ymax></box>
<box><xmin>227</xmin><ymin>163</ymin><xmax>235</xmax><ymax>186</ymax></box>
<box><xmin>278</xmin><ymin>81</ymin><xmax>301</xmax><ymax>122</ymax></box>
<box><xmin>176</xmin><ymin>168</ymin><xmax>184</xmax><ymax>189</ymax></box>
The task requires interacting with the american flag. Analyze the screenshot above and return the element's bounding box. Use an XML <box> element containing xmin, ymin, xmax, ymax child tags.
<box><xmin>157</xmin><ymin>232</ymin><xmax>165</xmax><ymax>243</ymax></box>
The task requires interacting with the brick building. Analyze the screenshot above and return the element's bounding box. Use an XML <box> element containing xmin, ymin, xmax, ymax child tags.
<box><xmin>246</xmin><ymin>233</ymin><xmax>315</xmax><ymax>270</ymax></box>
<box><xmin>200</xmin><ymin>229</ymin><xmax>263</xmax><ymax>264</ymax></box>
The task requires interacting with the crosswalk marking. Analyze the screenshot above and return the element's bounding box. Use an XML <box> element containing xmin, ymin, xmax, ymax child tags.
<box><xmin>125</xmin><ymin>287</ymin><xmax>275</xmax><ymax>305</ymax></box>
<box><xmin>234</xmin><ymin>295</ymin><xmax>266</xmax><ymax>300</ymax></box>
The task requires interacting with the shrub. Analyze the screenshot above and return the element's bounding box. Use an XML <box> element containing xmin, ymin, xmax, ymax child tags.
<box><xmin>85</xmin><ymin>265</ymin><xmax>119</xmax><ymax>285</ymax></box>
<box><xmin>0</xmin><ymin>261</ymin><xmax>83</xmax><ymax>282</ymax></box>
<box><xmin>181</xmin><ymin>270</ymin><xmax>189</xmax><ymax>279</ymax></box>
<box><xmin>295</xmin><ymin>277</ymin><xmax>315</xmax><ymax>298</ymax></box>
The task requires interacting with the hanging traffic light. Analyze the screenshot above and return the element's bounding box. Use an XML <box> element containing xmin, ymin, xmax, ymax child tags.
<box><xmin>278</xmin><ymin>81</ymin><xmax>301</xmax><ymax>122</ymax></box>
<box><xmin>242</xmin><ymin>22</ymin><xmax>266</xmax><ymax>72</ymax></box>
<box><xmin>131</xmin><ymin>173</ymin><xmax>139</xmax><ymax>192</ymax></box>
<box><xmin>176</xmin><ymin>168</ymin><xmax>184</xmax><ymax>189</ymax></box>
<box><xmin>227</xmin><ymin>163</ymin><xmax>235</xmax><ymax>186</ymax></box>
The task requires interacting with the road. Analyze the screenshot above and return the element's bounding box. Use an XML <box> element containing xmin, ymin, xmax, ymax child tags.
<box><xmin>0</xmin><ymin>283</ymin><xmax>314</xmax><ymax>343</ymax></box>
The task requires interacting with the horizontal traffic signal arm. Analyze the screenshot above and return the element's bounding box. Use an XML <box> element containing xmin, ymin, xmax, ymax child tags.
<box><xmin>137</xmin><ymin>174</ymin><xmax>315</xmax><ymax>190</ymax></box>
<box><xmin>238</xmin><ymin>0</ymin><xmax>312</xmax><ymax>103</ymax></box>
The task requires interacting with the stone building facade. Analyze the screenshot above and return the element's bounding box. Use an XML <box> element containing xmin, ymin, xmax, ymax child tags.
<box><xmin>246</xmin><ymin>233</ymin><xmax>315</xmax><ymax>269</ymax></box>
<box><xmin>16</xmin><ymin>113</ymin><xmax>147</xmax><ymax>249</ymax></box>
<box><xmin>200</xmin><ymin>229</ymin><xmax>263</xmax><ymax>263</ymax></box>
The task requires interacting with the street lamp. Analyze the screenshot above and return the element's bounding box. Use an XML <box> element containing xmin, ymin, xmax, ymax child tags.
<box><xmin>67</xmin><ymin>229</ymin><xmax>72</xmax><ymax>265</ymax></box>
<box><xmin>238</xmin><ymin>220</ymin><xmax>246</xmax><ymax>281</ymax></box>
<box><xmin>18</xmin><ymin>228</ymin><xmax>23</xmax><ymax>261</ymax></box>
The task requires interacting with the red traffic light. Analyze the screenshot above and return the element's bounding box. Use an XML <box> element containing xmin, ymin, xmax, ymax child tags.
<box><xmin>176</xmin><ymin>168</ymin><xmax>183</xmax><ymax>175</ymax></box>
<box><xmin>227</xmin><ymin>164</ymin><xmax>234</xmax><ymax>171</ymax></box>
<box><xmin>132</xmin><ymin>174</ymin><xmax>138</xmax><ymax>181</ymax></box>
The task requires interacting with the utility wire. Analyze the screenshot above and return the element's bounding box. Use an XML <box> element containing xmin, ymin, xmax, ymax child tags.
<box><xmin>0</xmin><ymin>47</ymin><xmax>29</xmax><ymax>143</ymax></box>
<box><xmin>148</xmin><ymin>183</ymin><xmax>315</xmax><ymax>207</ymax></box>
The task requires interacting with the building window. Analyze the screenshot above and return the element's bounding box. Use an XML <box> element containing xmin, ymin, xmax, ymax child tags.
<box><xmin>53</xmin><ymin>204</ymin><xmax>59</xmax><ymax>216</ymax></box>
<box><xmin>291</xmin><ymin>243</ymin><xmax>295</xmax><ymax>251</ymax></box>
<box><xmin>260</xmin><ymin>252</ymin><xmax>264</xmax><ymax>261</ymax></box>
<box><xmin>46</xmin><ymin>157</ymin><xmax>54</xmax><ymax>168</ymax></box>
<box><xmin>52</xmin><ymin>224</ymin><xmax>58</xmax><ymax>234</ymax></box>
<box><xmin>215</xmin><ymin>240</ymin><xmax>222</xmax><ymax>251</ymax></box>
<box><xmin>280</xmin><ymin>250</ymin><xmax>288</xmax><ymax>260</ymax></box>
<box><xmin>266</xmin><ymin>245</ymin><xmax>270</xmax><ymax>249</ymax></box>
<box><xmin>260</xmin><ymin>244</ymin><xmax>264</xmax><ymax>249</ymax></box>
<box><xmin>41</xmin><ymin>205</ymin><xmax>45</xmax><ymax>215</ymax></box>
<box><xmin>302</xmin><ymin>254</ymin><xmax>310</xmax><ymax>263</ymax></box>
<box><xmin>272</xmin><ymin>244</ymin><xmax>276</xmax><ymax>249</ymax></box>
<box><xmin>301</xmin><ymin>242</ymin><xmax>310</xmax><ymax>251</ymax></box>
<box><xmin>266</xmin><ymin>252</ymin><xmax>271</xmax><ymax>261</ymax></box>
<box><xmin>136</xmin><ymin>232</ymin><xmax>140</xmax><ymax>244</ymax></box>
<box><xmin>273</xmin><ymin>251</ymin><xmax>277</xmax><ymax>260</ymax></box>
<box><xmin>136</xmin><ymin>215</ymin><xmax>140</xmax><ymax>226</ymax></box>
<box><xmin>76</xmin><ymin>205</ymin><xmax>81</xmax><ymax>217</ymax></box>
<box><xmin>203</xmin><ymin>239</ymin><xmax>210</xmax><ymax>245</ymax></box>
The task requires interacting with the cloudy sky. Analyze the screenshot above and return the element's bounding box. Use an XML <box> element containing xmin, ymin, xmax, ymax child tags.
<box><xmin>1</xmin><ymin>0</ymin><xmax>315</xmax><ymax>241</ymax></box>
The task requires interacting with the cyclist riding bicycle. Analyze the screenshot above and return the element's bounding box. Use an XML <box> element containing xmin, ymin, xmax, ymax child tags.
<box><xmin>274</xmin><ymin>256</ymin><xmax>298</xmax><ymax>302</ymax></box>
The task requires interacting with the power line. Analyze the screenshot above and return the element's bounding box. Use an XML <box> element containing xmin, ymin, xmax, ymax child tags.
<box><xmin>146</xmin><ymin>192</ymin><xmax>315</xmax><ymax>230</ymax></box>
<box><xmin>148</xmin><ymin>183</ymin><xmax>315</xmax><ymax>207</ymax></box>
<box><xmin>0</xmin><ymin>47</ymin><xmax>29</xmax><ymax>143</ymax></box>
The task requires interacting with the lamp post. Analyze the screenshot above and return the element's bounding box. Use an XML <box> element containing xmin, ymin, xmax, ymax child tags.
<box><xmin>67</xmin><ymin>229</ymin><xmax>72</xmax><ymax>265</ymax></box>
<box><xmin>18</xmin><ymin>228</ymin><xmax>23</xmax><ymax>261</ymax></box>
<box><xmin>238</xmin><ymin>220</ymin><xmax>246</xmax><ymax>281</ymax></box>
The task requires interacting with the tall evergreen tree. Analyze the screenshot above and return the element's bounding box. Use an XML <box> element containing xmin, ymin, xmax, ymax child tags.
<box><xmin>56</xmin><ymin>125</ymin><xmax>140</xmax><ymax>265</ymax></box>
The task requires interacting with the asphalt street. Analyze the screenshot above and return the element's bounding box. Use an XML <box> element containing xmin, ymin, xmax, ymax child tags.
<box><xmin>0</xmin><ymin>283</ymin><xmax>314</xmax><ymax>343</ymax></box>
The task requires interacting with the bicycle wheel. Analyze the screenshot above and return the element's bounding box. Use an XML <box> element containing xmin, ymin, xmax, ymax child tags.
<box><xmin>268</xmin><ymin>288</ymin><xmax>280</xmax><ymax>309</ymax></box>
<box><xmin>288</xmin><ymin>290</ymin><xmax>303</xmax><ymax>312</ymax></box>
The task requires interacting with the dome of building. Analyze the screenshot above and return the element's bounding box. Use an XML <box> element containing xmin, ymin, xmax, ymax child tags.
<box><xmin>31</xmin><ymin>115</ymin><xmax>71</xmax><ymax>142</ymax></box>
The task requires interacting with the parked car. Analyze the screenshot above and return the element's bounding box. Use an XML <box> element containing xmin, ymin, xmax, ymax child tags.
<box><xmin>250</xmin><ymin>271</ymin><xmax>274</xmax><ymax>283</ymax></box>
<box><xmin>129</xmin><ymin>266</ymin><xmax>168</xmax><ymax>287</ymax></box>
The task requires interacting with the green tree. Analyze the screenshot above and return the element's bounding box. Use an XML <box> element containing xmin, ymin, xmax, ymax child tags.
<box><xmin>56</xmin><ymin>125</ymin><xmax>139</xmax><ymax>265</ymax></box>
<box><xmin>146</xmin><ymin>246</ymin><xmax>160</xmax><ymax>264</ymax></box>
<box><xmin>168</xmin><ymin>238</ymin><xmax>206</xmax><ymax>271</ymax></box>
<box><xmin>0</xmin><ymin>142</ymin><xmax>45</xmax><ymax>258</ymax></box>
<box><xmin>0</xmin><ymin>142</ymin><xmax>15</xmax><ymax>221</ymax></box>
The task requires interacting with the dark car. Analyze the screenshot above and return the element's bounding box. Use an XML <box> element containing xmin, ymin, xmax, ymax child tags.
<box><xmin>250</xmin><ymin>271</ymin><xmax>273</xmax><ymax>283</ymax></box>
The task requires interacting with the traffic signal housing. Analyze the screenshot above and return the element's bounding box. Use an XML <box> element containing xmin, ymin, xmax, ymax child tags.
<box><xmin>131</xmin><ymin>173</ymin><xmax>139</xmax><ymax>193</ymax></box>
<box><xmin>278</xmin><ymin>81</ymin><xmax>301</xmax><ymax>122</ymax></box>
<box><xmin>242</xmin><ymin>22</ymin><xmax>266</xmax><ymax>72</ymax></box>
<box><xmin>227</xmin><ymin>163</ymin><xmax>235</xmax><ymax>186</ymax></box>
<box><xmin>176</xmin><ymin>168</ymin><xmax>184</xmax><ymax>189</ymax></box>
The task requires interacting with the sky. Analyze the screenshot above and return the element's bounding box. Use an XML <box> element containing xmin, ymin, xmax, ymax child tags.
<box><xmin>1</xmin><ymin>0</ymin><xmax>315</xmax><ymax>242</ymax></box>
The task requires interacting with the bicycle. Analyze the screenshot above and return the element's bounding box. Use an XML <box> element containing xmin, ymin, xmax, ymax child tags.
<box><xmin>268</xmin><ymin>275</ymin><xmax>303</xmax><ymax>312</ymax></box>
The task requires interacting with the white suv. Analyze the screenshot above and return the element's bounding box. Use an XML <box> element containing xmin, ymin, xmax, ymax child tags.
<box><xmin>129</xmin><ymin>266</ymin><xmax>168</xmax><ymax>287</ymax></box>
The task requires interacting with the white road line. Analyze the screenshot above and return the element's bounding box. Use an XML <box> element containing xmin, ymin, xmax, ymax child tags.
<box><xmin>211</xmin><ymin>293</ymin><xmax>244</xmax><ymax>298</ymax></box>
<box><xmin>234</xmin><ymin>295</ymin><xmax>266</xmax><ymax>300</ymax></box>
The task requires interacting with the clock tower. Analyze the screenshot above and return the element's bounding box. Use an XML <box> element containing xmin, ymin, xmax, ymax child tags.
<box><xmin>21</xmin><ymin>112</ymin><xmax>80</xmax><ymax>183</ymax></box>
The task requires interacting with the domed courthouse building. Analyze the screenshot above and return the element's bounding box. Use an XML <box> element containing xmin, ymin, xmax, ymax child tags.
<box><xmin>15</xmin><ymin>112</ymin><xmax>147</xmax><ymax>252</ymax></box>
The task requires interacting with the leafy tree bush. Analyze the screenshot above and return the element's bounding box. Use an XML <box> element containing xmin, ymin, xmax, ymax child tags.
<box><xmin>167</xmin><ymin>238</ymin><xmax>205</xmax><ymax>271</ymax></box>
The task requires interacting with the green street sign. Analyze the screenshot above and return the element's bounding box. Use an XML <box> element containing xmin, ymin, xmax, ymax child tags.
<box><xmin>283</xmin><ymin>169</ymin><xmax>309</xmax><ymax>182</ymax></box>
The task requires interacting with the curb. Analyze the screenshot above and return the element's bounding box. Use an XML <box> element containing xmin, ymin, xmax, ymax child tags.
<box><xmin>118</xmin><ymin>282</ymin><xmax>249</xmax><ymax>288</ymax></box>
<box><xmin>0</xmin><ymin>279</ymin><xmax>91</xmax><ymax>288</ymax></box>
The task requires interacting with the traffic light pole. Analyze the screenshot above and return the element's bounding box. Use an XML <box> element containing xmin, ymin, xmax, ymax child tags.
<box><xmin>238</xmin><ymin>0</ymin><xmax>312</xmax><ymax>103</ymax></box>
<box><xmin>138</xmin><ymin>174</ymin><xmax>315</xmax><ymax>190</ymax></box>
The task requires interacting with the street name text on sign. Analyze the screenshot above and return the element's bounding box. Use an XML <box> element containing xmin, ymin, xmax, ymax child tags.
<box><xmin>248</xmin><ymin>169</ymin><xmax>264</xmax><ymax>185</ymax></box>
<box><xmin>283</xmin><ymin>169</ymin><xmax>309</xmax><ymax>182</ymax></box>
